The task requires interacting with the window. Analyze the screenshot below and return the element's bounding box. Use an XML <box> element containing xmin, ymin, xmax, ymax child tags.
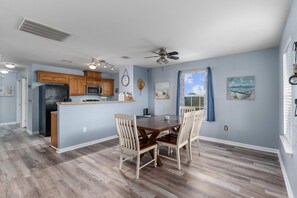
<box><xmin>184</xmin><ymin>71</ymin><xmax>207</xmax><ymax>110</ymax></box>
<box><xmin>281</xmin><ymin>39</ymin><xmax>293</xmax><ymax>154</ymax></box>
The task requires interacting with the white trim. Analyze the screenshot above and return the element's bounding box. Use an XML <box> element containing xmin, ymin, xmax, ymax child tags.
<box><xmin>280</xmin><ymin>135</ymin><xmax>293</xmax><ymax>156</ymax></box>
<box><xmin>200</xmin><ymin>136</ymin><xmax>278</xmax><ymax>153</ymax></box>
<box><xmin>277</xmin><ymin>151</ymin><xmax>294</xmax><ymax>198</ymax></box>
<box><xmin>26</xmin><ymin>129</ymin><xmax>39</xmax><ymax>135</ymax></box>
<box><xmin>56</xmin><ymin>135</ymin><xmax>118</xmax><ymax>153</ymax></box>
<box><xmin>0</xmin><ymin>122</ymin><xmax>17</xmax><ymax>126</ymax></box>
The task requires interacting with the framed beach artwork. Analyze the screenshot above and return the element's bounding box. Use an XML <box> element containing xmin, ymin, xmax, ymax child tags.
<box><xmin>227</xmin><ymin>76</ymin><xmax>255</xmax><ymax>101</ymax></box>
<box><xmin>155</xmin><ymin>82</ymin><xmax>170</xmax><ymax>99</ymax></box>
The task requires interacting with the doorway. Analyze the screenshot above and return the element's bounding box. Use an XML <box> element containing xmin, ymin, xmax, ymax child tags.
<box><xmin>21</xmin><ymin>78</ymin><xmax>27</xmax><ymax>128</ymax></box>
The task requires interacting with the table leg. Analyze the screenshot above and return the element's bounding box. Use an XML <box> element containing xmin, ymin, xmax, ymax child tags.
<box><xmin>138</xmin><ymin>129</ymin><xmax>163</xmax><ymax>166</ymax></box>
<box><xmin>148</xmin><ymin>132</ymin><xmax>163</xmax><ymax>166</ymax></box>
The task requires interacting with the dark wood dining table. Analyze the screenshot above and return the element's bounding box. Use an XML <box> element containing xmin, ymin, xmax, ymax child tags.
<box><xmin>137</xmin><ymin>115</ymin><xmax>181</xmax><ymax>166</ymax></box>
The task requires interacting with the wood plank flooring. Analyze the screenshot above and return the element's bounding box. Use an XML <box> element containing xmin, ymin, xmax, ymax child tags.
<box><xmin>0</xmin><ymin>124</ymin><xmax>288</xmax><ymax>198</ymax></box>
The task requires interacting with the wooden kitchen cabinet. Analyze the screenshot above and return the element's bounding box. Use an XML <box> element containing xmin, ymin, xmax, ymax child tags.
<box><xmin>51</xmin><ymin>111</ymin><xmax>57</xmax><ymax>148</ymax></box>
<box><xmin>101</xmin><ymin>78</ymin><xmax>114</xmax><ymax>96</ymax></box>
<box><xmin>83</xmin><ymin>70</ymin><xmax>101</xmax><ymax>78</ymax></box>
<box><xmin>36</xmin><ymin>70</ymin><xmax>68</xmax><ymax>84</ymax></box>
<box><xmin>86</xmin><ymin>77</ymin><xmax>101</xmax><ymax>86</ymax></box>
<box><xmin>68</xmin><ymin>75</ymin><xmax>86</xmax><ymax>96</ymax></box>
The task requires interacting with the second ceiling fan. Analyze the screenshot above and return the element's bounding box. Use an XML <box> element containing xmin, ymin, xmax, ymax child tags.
<box><xmin>145</xmin><ymin>48</ymin><xmax>179</xmax><ymax>64</ymax></box>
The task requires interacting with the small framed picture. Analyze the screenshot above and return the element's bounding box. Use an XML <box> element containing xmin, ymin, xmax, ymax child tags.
<box><xmin>155</xmin><ymin>82</ymin><xmax>169</xmax><ymax>99</ymax></box>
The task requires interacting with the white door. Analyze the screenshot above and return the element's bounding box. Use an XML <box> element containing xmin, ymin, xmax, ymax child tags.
<box><xmin>16</xmin><ymin>80</ymin><xmax>21</xmax><ymax>124</ymax></box>
<box><xmin>21</xmin><ymin>78</ymin><xmax>27</xmax><ymax>128</ymax></box>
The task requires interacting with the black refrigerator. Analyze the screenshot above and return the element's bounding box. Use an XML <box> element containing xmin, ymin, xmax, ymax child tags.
<box><xmin>39</xmin><ymin>84</ymin><xmax>69</xmax><ymax>136</ymax></box>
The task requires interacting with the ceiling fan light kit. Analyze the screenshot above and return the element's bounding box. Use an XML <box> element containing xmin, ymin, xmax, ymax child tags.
<box><xmin>145</xmin><ymin>48</ymin><xmax>179</xmax><ymax>65</ymax></box>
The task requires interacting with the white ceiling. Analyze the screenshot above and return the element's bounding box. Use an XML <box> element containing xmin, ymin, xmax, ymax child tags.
<box><xmin>0</xmin><ymin>0</ymin><xmax>292</xmax><ymax>73</ymax></box>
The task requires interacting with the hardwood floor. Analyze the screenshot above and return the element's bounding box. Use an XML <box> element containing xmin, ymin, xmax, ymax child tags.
<box><xmin>0</xmin><ymin>124</ymin><xmax>288</xmax><ymax>198</ymax></box>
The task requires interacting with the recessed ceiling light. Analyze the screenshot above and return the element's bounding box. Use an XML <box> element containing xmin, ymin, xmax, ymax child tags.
<box><xmin>5</xmin><ymin>64</ymin><xmax>15</xmax><ymax>69</ymax></box>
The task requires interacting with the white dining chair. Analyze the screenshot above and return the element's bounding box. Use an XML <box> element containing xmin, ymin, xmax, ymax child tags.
<box><xmin>157</xmin><ymin>111</ymin><xmax>195</xmax><ymax>170</ymax></box>
<box><xmin>115</xmin><ymin>114</ymin><xmax>157</xmax><ymax>179</ymax></box>
<box><xmin>189</xmin><ymin>110</ymin><xmax>204</xmax><ymax>161</ymax></box>
<box><xmin>179</xmin><ymin>106</ymin><xmax>196</xmax><ymax>117</ymax></box>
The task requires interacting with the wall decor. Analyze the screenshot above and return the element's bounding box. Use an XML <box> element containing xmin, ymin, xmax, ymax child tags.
<box><xmin>137</xmin><ymin>79</ymin><xmax>145</xmax><ymax>95</ymax></box>
<box><xmin>155</xmin><ymin>82</ymin><xmax>170</xmax><ymax>99</ymax></box>
<box><xmin>0</xmin><ymin>79</ymin><xmax>14</xmax><ymax>96</ymax></box>
<box><xmin>227</xmin><ymin>76</ymin><xmax>255</xmax><ymax>100</ymax></box>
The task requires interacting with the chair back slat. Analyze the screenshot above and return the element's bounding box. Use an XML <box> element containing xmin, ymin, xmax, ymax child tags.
<box><xmin>191</xmin><ymin>110</ymin><xmax>204</xmax><ymax>138</ymax></box>
<box><xmin>177</xmin><ymin>111</ymin><xmax>195</xmax><ymax>145</ymax></box>
<box><xmin>180</xmin><ymin>106</ymin><xmax>195</xmax><ymax>117</ymax></box>
<box><xmin>115</xmin><ymin>114</ymin><xmax>139</xmax><ymax>151</ymax></box>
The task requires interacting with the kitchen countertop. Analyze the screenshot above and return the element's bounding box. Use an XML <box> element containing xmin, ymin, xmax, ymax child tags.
<box><xmin>57</xmin><ymin>100</ymin><xmax>135</xmax><ymax>105</ymax></box>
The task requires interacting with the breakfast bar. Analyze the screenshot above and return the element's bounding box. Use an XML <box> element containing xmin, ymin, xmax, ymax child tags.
<box><xmin>55</xmin><ymin>100</ymin><xmax>137</xmax><ymax>153</ymax></box>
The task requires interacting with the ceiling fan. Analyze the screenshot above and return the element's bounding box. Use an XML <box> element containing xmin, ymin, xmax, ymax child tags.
<box><xmin>145</xmin><ymin>48</ymin><xmax>179</xmax><ymax>64</ymax></box>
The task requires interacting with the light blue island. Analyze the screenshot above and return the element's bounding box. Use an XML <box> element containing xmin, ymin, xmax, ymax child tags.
<box><xmin>56</xmin><ymin>100</ymin><xmax>137</xmax><ymax>153</ymax></box>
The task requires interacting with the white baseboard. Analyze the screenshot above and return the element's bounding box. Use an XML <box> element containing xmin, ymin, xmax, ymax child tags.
<box><xmin>277</xmin><ymin>151</ymin><xmax>294</xmax><ymax>198</ymax></box>
<box><xmin>200</xmin><ymin>136</ymin><xmax>278</xmax><ymax>154</ymax></box>
<box><xmin>200</xmin><ymin>136</ymin><xmax>293</xmax><ymax>198</ymax></box>
<box><xmin>200</xmin><ymin>136</ymin><xmax>278</xmax><ymax>153</ymax></box>
<box><xmin>56</xmin><ymin>135</ymin><xmax>118</xmax><ymax>153</ymax></box>
<box><xmin>26</xmin><ymin>129</ymin><xmax>39</xmax><ymax>135</ymax></box>
<box><xmin>0</xmin><ymin>122</ymin><xmax>17</xmax><ymax>126</ymax></box>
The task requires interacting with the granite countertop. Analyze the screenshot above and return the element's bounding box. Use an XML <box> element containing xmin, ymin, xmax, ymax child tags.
<box><xmin>57</xmin><ymin>100</ymin><xmax>135</xmax><ymax>105</ymax></box>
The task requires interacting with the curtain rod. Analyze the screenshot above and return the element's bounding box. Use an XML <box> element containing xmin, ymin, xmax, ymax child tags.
<box><xmin>176</xmin><ymin>66</ymin><xmax>213</xmax><ymax>73</ymax></box>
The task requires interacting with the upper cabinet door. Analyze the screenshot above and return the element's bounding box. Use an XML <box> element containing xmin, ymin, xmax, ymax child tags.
<box><xmin>101</xmin><ymin>78</ymin><xmax>114</xmax><ymax>96</ymax></box>
<box><xmin>36</xmin><ymin>71</ymin><xmax>68</xmax><ymax>84</ymax></box>
<box><xmin>68</xmin><ymin>75</ymin><xmax>86</xmax><ymax>96</ymax></box>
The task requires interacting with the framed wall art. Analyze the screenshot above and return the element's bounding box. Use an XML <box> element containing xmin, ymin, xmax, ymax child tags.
<box><xmin>155</xmin><ymin>82</ymin><xmax>170</xmax><ymax>99</ymax></box>
<box><xmin>227</xmin><ymin>76</ymin><xmax>255</xmax><ymax>101</ymax></box>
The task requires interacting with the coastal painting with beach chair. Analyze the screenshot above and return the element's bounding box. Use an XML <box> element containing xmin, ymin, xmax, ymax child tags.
<box><xmin>227</xmin><ymin>76</ymin><xmax>255</xmax><ymax>100</ymax></box>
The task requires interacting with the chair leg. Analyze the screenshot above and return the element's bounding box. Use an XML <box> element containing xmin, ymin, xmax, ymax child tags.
<box><xmin>176</xmin><ymin>147</ymin><xmax>181</xmax><ymax>170</ymax></box>
<box><xmin>119</xmin><ymin>150</ymin><xmax>123</xmax><ymax>170</ymax></box>
<box><xmin>154</xmin><ymin>146</ymin><xmax>157</xmax><ymax>168</ymax></box>
<box><xmin>136</xmin><ymin>154</ymin><xmax>140</xmax><ymax>179</ymax></box>
<box><xmin>197</xmin><ymin>140</ymin><xmax>200</xmax><ymax>156</ymax></box>
<box><xmin>188</xmin><ymin>142</ymin><xmax>192</xmax><ymax>161</ymax></box>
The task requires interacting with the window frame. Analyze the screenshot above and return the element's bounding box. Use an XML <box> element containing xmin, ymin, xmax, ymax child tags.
<box><xmin>182</xmin><ymin>70</ymin><xmax>207</xmax><ymax>111</ymax></box>
<box><xmin>281</xmin><ymin>37</ymin><xmax>293</xmax><ymax>155</ymax></box>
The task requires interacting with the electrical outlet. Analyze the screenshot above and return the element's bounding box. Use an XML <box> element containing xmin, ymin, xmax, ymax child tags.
<box><xmin>83</xmin><ymin>127</ymin><xmax>87</xmax><ymax>133</ymax></box>
<box><xmin>224</xmin><ymin>125</ymin><xmax>228</xmax><ymax>132</ymax></box>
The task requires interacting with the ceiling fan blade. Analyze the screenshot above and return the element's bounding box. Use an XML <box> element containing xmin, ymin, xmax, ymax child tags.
<box><xmin>167</xmin><ymin>56</ymin><xmax>179</xmax><ymax>60</ymax></box>
<box><xmin>144</xmin><ymin>55</ymin><xmax>159</xmax><ymax>58</ymax></box>
<box><xmin>167</xmin><ymin>51</ymin><xmax>179</xmax><ymax>56</ymax></box>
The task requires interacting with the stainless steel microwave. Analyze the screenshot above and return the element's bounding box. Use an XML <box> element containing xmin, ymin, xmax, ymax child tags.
<box><xmin>86</xmin><ymin>85</ymin><xmax>102</xmax><ymax>95</ymax></box>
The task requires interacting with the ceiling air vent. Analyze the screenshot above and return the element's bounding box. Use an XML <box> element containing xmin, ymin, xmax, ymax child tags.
<box><xmin>18</xmin><ymin>18</ymin><xmax>71</xmax><ymax>41</ymax></box>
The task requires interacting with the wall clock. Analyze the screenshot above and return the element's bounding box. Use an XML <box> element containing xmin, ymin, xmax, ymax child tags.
<box><xmin>121</xmin><ymin>69</ymin><xmax>130</xmax><ymax>87</ymax></box>
<box><xmin>289</xmin><ymin>74</ymin><xmax>297</xmax><ymax>85</ymax></box>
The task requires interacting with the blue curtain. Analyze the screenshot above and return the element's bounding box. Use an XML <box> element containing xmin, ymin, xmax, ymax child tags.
<box><xmin>207</xmin><ymin>67</ymin><xmax>215</xmax><ymax>121</ymax></box>
<box><xmin>176</xmin><ymin>71</ymin><xmax>181</xmax><ymax>115</ymax></box>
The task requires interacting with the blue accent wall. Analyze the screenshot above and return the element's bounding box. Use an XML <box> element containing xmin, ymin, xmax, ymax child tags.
<box><xmin>149</xmin><ymin>48</ymin><xmax>279</xmax><ymax>149</ymax></box>
<box><xmin>279</xmin><ymin>0</ymin><xmax>297</xmax><ymax>197</ymax></box>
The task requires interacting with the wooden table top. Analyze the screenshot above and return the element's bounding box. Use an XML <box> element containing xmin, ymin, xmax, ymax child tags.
<box><xmin>137</xmin><ymin>115</ymin><xmax>181</xmax><ymax>132</ymax></box>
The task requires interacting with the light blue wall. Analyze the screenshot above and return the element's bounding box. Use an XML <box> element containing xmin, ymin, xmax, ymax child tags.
<box><xmin>279</xmin><ymin>0</ymin><xmax>297</xmax><ymax>197</ymax></box>
<box><xmin>0</xmin><ymin>72</ymin><xmax>18</xmax><ymax>124</ymax></box>
<box><xmin>58</xmin><ymin>102</ymin><xmax>140</xmax><ymax>148</ymax></box>
<box><xmin>149</xmin><ymin>48</ymin><xmax>279</xmax><ymax>149</ymax></box>
<box><xmin>133</xmin><ymin>66</ymin><xmax>149</xmax><ymax>115</ymax></box>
